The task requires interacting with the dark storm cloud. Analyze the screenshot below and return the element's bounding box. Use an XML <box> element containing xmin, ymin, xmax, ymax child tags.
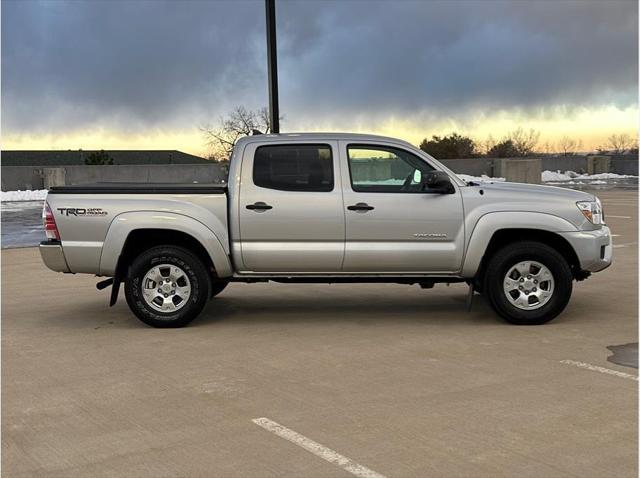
<box><xmin>2</xmin><ymin>0</ymin><xmax>265</xmax><ymax>132</ymax></box>
<box><xmin>277</xmin><ymin>0</ymin><xmax>638</xmax><ymax>122</ymax></box>
<box><xmin>2</xmin><ymin>0</ymin><xmax>637</xmax><ymax>133</ymax></box>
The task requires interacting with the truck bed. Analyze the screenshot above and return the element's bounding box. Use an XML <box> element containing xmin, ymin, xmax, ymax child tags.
<box><xmin>48</xmin><ymin>182</ymin><xmax>227</xmax><ymax>194</ymax></box>
<box><xmin>44</xmin><ymin>182</ymin><xmax>230</xmax><ymax>276</ymax></box>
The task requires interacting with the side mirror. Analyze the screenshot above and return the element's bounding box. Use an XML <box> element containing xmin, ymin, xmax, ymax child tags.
<box><xmin>423</xmin><ymin>171</ymin><xmax>455</xmax><ymax>194</ymax></box>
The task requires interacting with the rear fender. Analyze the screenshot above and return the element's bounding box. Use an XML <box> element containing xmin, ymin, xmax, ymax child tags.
<box><xmin>99</xmin><ymin>211</ymin><xmax>232</xmax><ymax>277</ymax></box>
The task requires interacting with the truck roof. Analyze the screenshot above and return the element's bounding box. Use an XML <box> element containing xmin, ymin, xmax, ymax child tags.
<box><xmin>235</xmin><ymin>132</ymin><xmax>414</xmax><ymax>147</ymax></box>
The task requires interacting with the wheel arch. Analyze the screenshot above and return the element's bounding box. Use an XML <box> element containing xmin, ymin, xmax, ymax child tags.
<box><xmin>99</xmin><ymin>212</ymin><xmax>232</xmax><ymax>278</ymax></box>
<box><xmin>473</xmin><ymin>229</ymin><xmax>581</xmax><ymax>287</ymax></box>
<box><xmin>462</xmin><ymin>212</ymin><xmax>581</xmax><ymax>281</ymax></box>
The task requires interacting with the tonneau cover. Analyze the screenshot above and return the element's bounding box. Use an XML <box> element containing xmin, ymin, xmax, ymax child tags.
<box><xmin>48</xmin><ymin>182</ymin><xmax>227</xmax><ymax>194</ymax></box>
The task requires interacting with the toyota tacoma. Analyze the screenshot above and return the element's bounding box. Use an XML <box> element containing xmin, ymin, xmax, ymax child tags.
<box><xmin>40</xmin><ymin>133</ymin><xmax>612</xmax><ymax>327</ymax></box>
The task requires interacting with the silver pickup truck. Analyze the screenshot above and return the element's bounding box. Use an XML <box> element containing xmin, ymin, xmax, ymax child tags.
<box><xmin>40</xmin><ymin>133</ymin><xmax>612</xmax><ymax>327</ymax></box>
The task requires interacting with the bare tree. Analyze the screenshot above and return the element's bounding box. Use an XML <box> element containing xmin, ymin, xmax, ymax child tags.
<box><xmin>201</xmin><ymin>106</ymin><xmax>275</xmax><ymax>161</ymax></box>
<box><xmin>508</xmin><ymin>127</ymin><xmax>540</xmax><ymax>156</ymax></box>
<box><xmin>481</xmin><ymin>134</ymin><xmax>497</xmax><ymax>155</ymax></box>
<box><xmin>557</xmin><ymin>136</ymin><xmax>582</xmax><ymax>156</ymax></box>
<box><xmin>607</xmin><ymin>133</ymin><xmax>634</xmax><ymax>154</ymax></box>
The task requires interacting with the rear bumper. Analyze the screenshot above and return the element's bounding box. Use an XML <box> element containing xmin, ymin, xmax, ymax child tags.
<box><xmin>39</xmin><ymin>241</ymin><xmax>71</xmax><ymax>273</ymax></box>
<box><xmin>560</xmin><ymin>225</ymin><xmax>612</xmax><ymax>273</ymax></box>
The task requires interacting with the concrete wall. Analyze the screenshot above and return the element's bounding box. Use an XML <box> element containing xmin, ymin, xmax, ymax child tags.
<box><xmin>63</xmin><ymin>164</ymin><xmax>227</xmax><ymax>184</ymax></box>
<box><xmin>442</xmin><ymin>156</ymin><xmax>638</xmax><ymax>177</ymax></box>
<box><xmin>349</xmin><ymin>159</ymin><xmax>393</xmax><ymax>182</ymax></box>
<box><xmin>43</xmin><ymin>168</ymin><xmax>66</xmax><ymax>189</ymax></box>
<box><xmin>334</xmin><ymin>157</ymin><xmax>541</xmax><ymax>184</ymax></box>
<box><xmin>438</xmin><ymin>158</ymin><xmax>494</xmax><ymax>176</ymax></box>
<box><xmin>587</xmin><ymin>156</ymin><xmax>611</xmax><ymax>175</ymax></box>
<box><xmin>440</xmin><ymin>158</ymin><xmax>543</xmax><ymax>181</ymax></box>
<box><xmin>1</xmin><ymin>155</ymin><xmax>636</xmax><ymax>191</ymax></box>
<box><xmin>1</xmin><ymin>166</ymin><xmax>45</xmax><ymax>191</ymax></box>
<box><xmin>493</xmin><ymin>159</ymin><xmax>542</xmax><ymax>184</ymax></box>
<box><xmin>541</xmin><ymin>156</ymin><xmax>588</xmax><ymax>173</ymax></box>
<box><xmin>610</xmin><ymin>159</ymin><xmax>638</xmax><ymax>175</ymax></box>
<box><xmin>1</xmin><ymin>164</ymin><xmax>227</xmax><ymax>191</ymax></box>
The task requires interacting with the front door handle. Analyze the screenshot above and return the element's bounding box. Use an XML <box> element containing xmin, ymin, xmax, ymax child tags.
<box><xmin>246</xmin><ymin>202</ymin><xmax>273</xmax><ymax>211</ymax></box>
<box><xmin>347</xmin><ymin>202</ymin><xmax>375</xmax><ymax>212</ymax></box>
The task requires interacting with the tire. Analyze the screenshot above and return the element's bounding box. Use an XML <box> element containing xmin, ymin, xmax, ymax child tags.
<box><xmin>124</xmin><ymin>245</ymin><xmax>211</xmax><ymax>328</ymax></box>
<box><xmin>210</xmin><ymin>281</ymin><xmax>229</xmax><ymax>298</ymax></box>
<box><xmin>483</xmin><ymin>241</ymin><xmax>573</xmax><ymax>325</ymax></box>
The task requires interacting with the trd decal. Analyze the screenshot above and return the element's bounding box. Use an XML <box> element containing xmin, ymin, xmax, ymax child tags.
<box><xmin>57</xmin><ymin>207</ymin><xmax>108</xmax><ymax>217</ymax></box>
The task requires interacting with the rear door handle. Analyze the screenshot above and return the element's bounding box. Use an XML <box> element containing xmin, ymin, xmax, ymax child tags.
<box><xmin>246</xmin><ymin>202</ymin><xmax>273</xmax><ymax>211</ymax></box>
<box><xmin>347</xmin><ymin>202</ymin><xmax>375</xmax><ymax>212</ymax></box>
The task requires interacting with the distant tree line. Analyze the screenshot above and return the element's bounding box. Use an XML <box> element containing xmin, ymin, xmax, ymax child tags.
<box><xmin>202</xmin><ymin>106</ymin><xmax>638</xmax><ymax>161</ymax></box>
<box><xmin>419</xmin><ymin>129</ymin><xmax>638</xmax><ymax>159</ymax></box>
<box><xmin>84</xmin><ymin>150</ymin><xmax>113</xmax><ymax>165</ymax></box>
<box><xmin>419</xmin><ymin>128</ymin><xmax>542</xmax><ymax>158</ymax></box>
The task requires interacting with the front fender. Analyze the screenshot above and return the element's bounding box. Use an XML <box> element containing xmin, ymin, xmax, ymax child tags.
<box><xmin>461</xmin><ymin>211</ymin><xmax>578</xmax><ymax>277</ymax></box>
<box><xmin>99</xmin><ymin>211</ymin><xmax>232</xmax><ymax>277</ymax></box>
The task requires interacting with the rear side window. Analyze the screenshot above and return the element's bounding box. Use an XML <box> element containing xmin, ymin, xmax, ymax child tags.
<box><xmin>253</xmin><ymin>144</ymin><xmax>334</xmax><ymax>192</ymax></box>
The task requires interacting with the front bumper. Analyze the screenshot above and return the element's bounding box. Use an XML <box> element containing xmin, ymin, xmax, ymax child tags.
<box><xmin>39</xmin><ymin>241</ymin><xmax>71</xmax><ymax>273</ymax></box>
<box><xmin>560</xmin><ymin>225</ymin><xmax>612</xmax><ymax>273</ymax></box>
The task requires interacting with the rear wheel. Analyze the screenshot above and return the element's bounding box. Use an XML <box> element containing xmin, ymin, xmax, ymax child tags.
<box><xmin>124</xmin><ymin>245</ymin><xmax>211</xmax><ymax>328</ymax></box>
<box><xmin>483</xmin><ymin>241</ymin><xmax>573</xmax><ymax>325</ymax></box>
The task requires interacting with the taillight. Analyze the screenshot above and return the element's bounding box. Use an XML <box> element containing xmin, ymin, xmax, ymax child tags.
<box><xmin>43</xmin><ymin>202</ymin><xmax>60</xmax><ymax>241</ymax></box>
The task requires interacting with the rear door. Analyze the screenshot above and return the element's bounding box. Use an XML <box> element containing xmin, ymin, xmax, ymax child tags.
<box><xmin>238</xmin><ymin>141</ymin><xmax>345</xmax><ymax>272</ymax></box>
<box><xmin>340</xmin><ymin>141</ymin><xmax>465</xmax><ymax>273</ymax></box>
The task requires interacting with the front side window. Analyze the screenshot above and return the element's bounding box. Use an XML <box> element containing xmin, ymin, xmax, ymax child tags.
<box><xmin>253</xmin><ymin>144</ymin><xmax>334</xmax><ymax>192</ymax></box>
<box><xmin>347</xmin><ymin>145</ymin><xmax>434</xmax><ymax>193</ymax></box>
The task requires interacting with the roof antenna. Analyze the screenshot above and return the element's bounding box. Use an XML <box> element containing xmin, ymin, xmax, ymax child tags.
<box><xmin>251</xmin><ymin>129</ymin><xmax>263</xmax><ymax>136</ymax></box>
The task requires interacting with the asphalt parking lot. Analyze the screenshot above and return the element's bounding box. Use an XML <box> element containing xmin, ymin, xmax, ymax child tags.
<box><xmin>2</xmin><ymin>189</ymin><xmax>637</xmax><ymax>477</ymax></box>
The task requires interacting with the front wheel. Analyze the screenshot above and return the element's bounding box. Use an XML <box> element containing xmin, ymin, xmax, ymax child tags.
<box><xmin>483</xmin><ymin>241</ymin><xmax>573</xmax><ymax>325</ymax></box>
<box><xmin>124</xmin><ymin>245</ymin><xmax>211</xmax><ymax>328</ymax></box>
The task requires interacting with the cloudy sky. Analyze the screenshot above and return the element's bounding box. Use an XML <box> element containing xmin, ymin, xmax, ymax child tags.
<box><xmin>2</xmin><ymin>0</ymin><xmax>638</xmax><ymax>155</ymax></box>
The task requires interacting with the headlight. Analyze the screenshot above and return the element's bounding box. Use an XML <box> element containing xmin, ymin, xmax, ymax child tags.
<box><xmin>576</xmin><ymin>198</ymin><xmax>604</xmax><ymax>225</ymax></box>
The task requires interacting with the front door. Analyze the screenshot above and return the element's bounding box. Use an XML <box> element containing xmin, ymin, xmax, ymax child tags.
<box><xmin>238</xmin><ymin>141</ymin><xmax>345</xmax><ymax>272</ymax></box>
<box><xmin>340</xmin><ymin>141</ymin><xmax>465</xmax><ymax>273</ymax></box>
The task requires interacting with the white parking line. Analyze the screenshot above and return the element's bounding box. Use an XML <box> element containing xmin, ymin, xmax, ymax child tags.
<box><xmin>560</xmin><ymin>360</ymin><xmax>638</xmax><ymax>381</ymax></box>
<box><xmin>252</xmin><ymin>417</ymin><xmax>386</xmax><ymax>478</ymax></box>
<box><xmin>607</xmin><ymin>215</ymin><xmax>632</xmax><ymax>219</ymax></box>
<box><xmin>613</xmin><ymin>242</ymin><xmax>636</xmax><ymax>249</ymax></box>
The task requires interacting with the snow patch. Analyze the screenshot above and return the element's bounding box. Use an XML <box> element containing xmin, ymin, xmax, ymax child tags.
<box><xmin>1</xmin><ymin>190</ymin><xmax>48</xmax><ymax>202</ymax></box>
<box><xmin>542</xmin><ymin>170</ymin><xmax>572</xmax><ymax>181</ymax></box>
<box><xmin>541</xmin><ymin>170</ymin><xmax>637</xmax><ymax>182</ymax></box>
<box><xmin>457</xmin><ymin>174</ymin><xmax>505</xmax><ymax>183</ymax></box>
<box><xmin>581</xmin><ymin>172</ymin><xmax>637</xmax><ymax>180</ymax></box>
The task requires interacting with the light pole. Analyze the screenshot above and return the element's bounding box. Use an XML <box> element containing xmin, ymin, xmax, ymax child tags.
<box><xmin>265</xmin><ymin>0</ymin><xmax>279</xmax><ymax>133</ymax></box>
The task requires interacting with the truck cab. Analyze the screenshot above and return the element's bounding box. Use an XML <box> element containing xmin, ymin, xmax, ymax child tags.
<box><xmin>229</xmin><ymin>135</ymin><xmax>465</xmax><ymax>274</ymax></box>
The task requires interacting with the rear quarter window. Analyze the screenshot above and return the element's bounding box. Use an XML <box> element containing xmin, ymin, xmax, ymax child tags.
<box><xmin>253</xmin><ymin>144</ymin><xmax>334</xmax><ymax>192</ymax></box>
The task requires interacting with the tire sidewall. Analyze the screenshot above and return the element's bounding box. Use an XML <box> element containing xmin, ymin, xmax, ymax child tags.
<box><xmin>485</xmin><ymin>243</ymin><xmax>572</xmax><ymax>325</ymax></box>
<box><xmin>125</xmin><ymin>246</ymin><xmax>210</xmax><ymax>327</ymax></box>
